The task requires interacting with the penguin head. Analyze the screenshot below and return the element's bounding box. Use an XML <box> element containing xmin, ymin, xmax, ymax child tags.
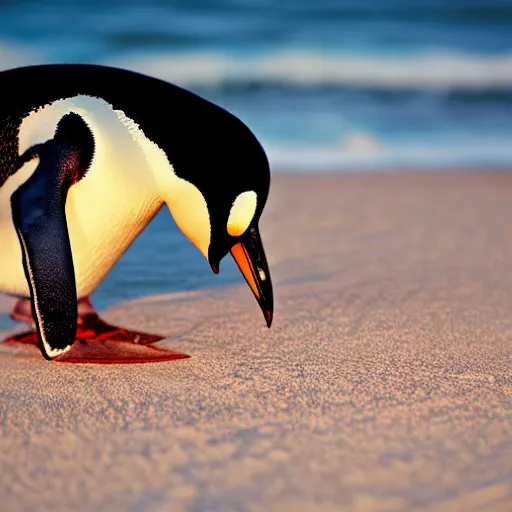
<box><xmin>161</xmin><ymin>115</ymin><xmax>273</xmax><ymax>327</ymax></box>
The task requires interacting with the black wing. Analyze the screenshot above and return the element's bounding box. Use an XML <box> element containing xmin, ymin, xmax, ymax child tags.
<box><xmin>10</xmin><ymin>112</ymin><xmax>94</xmax><ymax>359</ymax></box>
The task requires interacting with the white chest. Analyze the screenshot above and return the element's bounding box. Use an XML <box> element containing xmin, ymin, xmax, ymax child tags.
<box><xmin>0</xmin><ymin>95</ymin><xmax>165</xmax><ymax>298</ymax></box>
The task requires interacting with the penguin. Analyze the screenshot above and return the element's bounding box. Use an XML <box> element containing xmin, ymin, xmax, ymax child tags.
<box><xmin>0</xmin><ymin>64</ymin><xmax>273</xmax><ymax>363</ymax></box>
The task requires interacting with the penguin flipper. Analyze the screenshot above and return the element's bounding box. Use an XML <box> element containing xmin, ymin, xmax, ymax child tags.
<box><xmin>10</xmin><ymin>113</ymin><xmax>94</xmax><ymax>360</ymax></box>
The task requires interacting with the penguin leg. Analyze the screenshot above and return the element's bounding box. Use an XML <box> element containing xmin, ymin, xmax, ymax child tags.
<box><xmin>8</xmin><ymin>296</ymin><xmax>164</xmax><ymax>344</ymax></box>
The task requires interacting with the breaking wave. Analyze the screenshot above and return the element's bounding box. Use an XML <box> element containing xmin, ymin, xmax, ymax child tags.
<box><xmin>111</xmin><ymin>50</ymin><xmax>512</xmax><ymax>91</ymax></box>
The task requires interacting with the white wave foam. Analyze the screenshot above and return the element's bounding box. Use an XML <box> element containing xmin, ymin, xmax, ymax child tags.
<box><xmin>265</xmin><ymin>138</ymin><xmax>512</xmax><ymax>171</ymax></box>
<box><xmin>2</xmin><ymin>42</ymin><xmax>512</xmax><ymax>91</ymax></box>
<box><xmin>110</xmin><ymin>50</ymin><xmax>512</xmax><ymax>90</ymax></box>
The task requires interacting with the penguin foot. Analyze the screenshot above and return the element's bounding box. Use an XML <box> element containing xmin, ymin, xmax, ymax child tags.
<box><xmin>4</xmin><ymin>297</ymin><xmax>190</xmax><ymax>364</ymax></box>
<box><xmin>75</xmin><ymin>311</ymin><xmax>166</xmax><ymax>346</ymax></box>
<box><xmin>53</xmin><ymin>338</ymin><xmax>190</xmax><ymax>364</ymax></box>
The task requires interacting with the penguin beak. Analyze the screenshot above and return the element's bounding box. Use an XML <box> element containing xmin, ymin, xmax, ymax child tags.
<box><xmin>229</xmin><ymin>226</ymin><xmax>273</xmax><ymax>327</ymax></box>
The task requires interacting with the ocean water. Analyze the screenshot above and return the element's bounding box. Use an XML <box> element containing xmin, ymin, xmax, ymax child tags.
<box><xmin>1</xmin><ymin>0</ymin><xmax>512</xmax><ymax>170</ymax></box>
<box><xmin>1</xmin><ymin>0</ymin><xmax>512</xmax><ymax>328</ymax></box>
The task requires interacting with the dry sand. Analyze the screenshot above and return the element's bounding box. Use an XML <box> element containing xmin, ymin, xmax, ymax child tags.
<box><xmin>1</xmin><ymin>171</ymin><xmax>512</xmax><ymax>511</ymax></box>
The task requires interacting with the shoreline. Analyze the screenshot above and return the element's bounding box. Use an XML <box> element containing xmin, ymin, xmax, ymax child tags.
<box><xmin>269</xmin><ymin>163</ymin><xmax>512</xmax><ymax>175</ymax></box>
<box><xmin>2</xmin><ymin>169</ymin><xmax>512</xmax><ymax>511</ymax></box>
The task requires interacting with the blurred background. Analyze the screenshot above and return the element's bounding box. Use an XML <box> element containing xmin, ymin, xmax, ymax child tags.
<box><xmin>2</xmin><ymin>0</ymin><xmax>512</xmax><ymax>171</ymax></box>
<box><xmin>1</xmin><ymin>0</ymin><xmax>512</xmax><ymax>325</ymax></box>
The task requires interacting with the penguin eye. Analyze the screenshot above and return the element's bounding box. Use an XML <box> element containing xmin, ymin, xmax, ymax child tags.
<box><xmin>227</xmin><ymin>191</ymin><xmax>257</xmax><ymax>237</ymax></box>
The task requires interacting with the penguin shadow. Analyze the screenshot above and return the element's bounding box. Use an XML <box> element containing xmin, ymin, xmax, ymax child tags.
<box><xmin>0</xmin><ymin>209</ymin><xmax>242</xmax><ymax>364</ymax></box>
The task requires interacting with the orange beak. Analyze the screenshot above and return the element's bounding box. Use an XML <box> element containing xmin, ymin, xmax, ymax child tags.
<box><xmin>230</xmin><ymin>227</ymin><xmax>273</xmax><ymax>327</ymax></box>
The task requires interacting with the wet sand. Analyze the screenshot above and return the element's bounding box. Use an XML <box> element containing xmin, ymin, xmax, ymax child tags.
<box><xmin>1</xmin><ymin>171</ymin><xmax>512</xmax><ymax>511</ymax></box>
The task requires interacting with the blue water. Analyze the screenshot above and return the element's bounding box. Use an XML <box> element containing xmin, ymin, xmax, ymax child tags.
<box><xmin>1</xmin><ymin>1</ymin><xmax>512</xmax><ymax>328</ymax></box>
<box><xmin>1</xmin><ymin>0</ymin><xmax>512</xmax><ymax>170</ymax></box>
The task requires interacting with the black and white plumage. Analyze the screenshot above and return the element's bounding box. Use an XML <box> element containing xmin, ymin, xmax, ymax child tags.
<box><xmin>0</xmin><ymin>64</ymin><xmax>273</xmax><ymax>360</ymax></box>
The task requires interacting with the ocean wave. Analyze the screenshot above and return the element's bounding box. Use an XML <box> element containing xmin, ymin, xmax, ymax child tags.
<box><xmin>265</xmin><ymin>137</ymin><xmax>512</xmax><ymax>171</ymax></box>
<box><xmin>110</xmin><ymin>50</ymin><xmax>512</xmax><ymax>91</ymax></box>
<box><xmin>2</xmin><ymin>43</ymin><xmax>512</xmax><ymax>92</ymax></box>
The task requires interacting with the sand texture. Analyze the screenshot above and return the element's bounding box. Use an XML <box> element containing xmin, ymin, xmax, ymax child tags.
<box><xmin>1</xmin><ymin>171</ymin><xmax>512</xmax><ymax>511</ymax></box>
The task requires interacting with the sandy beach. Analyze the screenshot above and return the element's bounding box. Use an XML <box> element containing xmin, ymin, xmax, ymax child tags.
<box><xmin>1</xmin><ymin>170</ymin><xmax>512</xmax><ymax>511</ymax></box>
